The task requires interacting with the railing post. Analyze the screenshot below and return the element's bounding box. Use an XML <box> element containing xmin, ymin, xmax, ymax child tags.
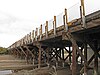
<box><xmin>20</xmin><ymin>39</ymin><xmax>21</xmax><ymax>46</ymax></box>
<box><xmin>20</xmin><ymin>40</ymin><xmax>21</xmax><ymax>46</ymax></box>
<box><xmin>53</xmin><ymin>16</ymin><xmax>56</xmax><ymax>35</ymax></box>
<box><xmin>22</xmin><ymin>38</ymin><xmax>24</xmax><ymax>45</ymax></box>
<box><xmin>45</xmin><ymin>21</ymin><xmax>48</xmax><ymax>38</ymax></box>
<box><xmin>22</xmin><ymin>37</ymin><xmax>24</xmax><ymax>45</ymax></box>
<box><xmin>32</xmin><ymin>30</ymin><xmax>34</xmax><ymax>42</ymax></box>
<box><xmin>64</xmin><ymin>8</ymin><xmax>68</xmax><ymax>31</ymax></box>
<box><xmin>27</xmin><ymin>34</ymin><xmax>29</xmax><ymax>43</ymax></box>
<box><xmin>80</xmin><ymin>0</ymin><xmax>86</xmax><ymax>28</ymax></box>
<box><xmin>29</xmin><ymin>32</ymin><xmax>31</xmax><ymax>43</ymax></box>
<box><xmin>25</xmin><ymin>35</ymin><xmax>27</xmax><ymax>44</ymax></box>
<box><xmin>26</xmin><ymin>34</ymin><xmax>28</xmax><ymax>44</ymax></box>
<box><xmin>35</xmin><ymin>28</ymin><xmax>38</xmax><ymax>41</ymax></box>
<box><xmin>40</xmin><ymin>24</ymin><xmax>42</xmax><ymax>40</ymax></box>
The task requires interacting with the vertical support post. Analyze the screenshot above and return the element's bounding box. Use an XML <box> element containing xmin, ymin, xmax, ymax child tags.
<box><xmin>81</xmin><ymin>46</ymin><xmax>83</xmax><ymax>65</ymax></box>
<box><xmin>45</xmin><ymin>21</ymin><xmax>48</xmax><ymax>38</ymax></box>
<box><xmin>72</xmin><ymin>44</ymin><xmax>77</xmax><ymax>75</ymax></box>
<box><xmin>38</xmin><ymin>45</ymin><xmax>41</xmax><ymax>68</ymax></box>
<box><xmin>80</xmin><ymin>0</ymin><xmax>86</xmax><ymax>28</ymax></box>
<box><xmin>94</xmin><ymin>40</ymin><xmax>98</xmax><ymax>75</ymax></box>
<box><xmin>62</xmin><ymin>48</ymin><xmax>65</xmax><ymax>67</ymax></box>
<box><xmin>64</xmin><ymin>8</ymin><xmax>68</xmax><ymax>31</ymax></box>
<box><xmin>69</xmin><ymin>46</ymin><xmax>71</xmax><ymax>65</ymax></box>
<box><xmin>46</xmin><ymin>48</ymin><xmax>49</xmax><ymax>67</ymax></box>
<box><xmin>84</xmin><ymin>43</ymin><xmax>87</xmax><ymax>75</ymax></box>
<box><xmin>40</xmin><ymin>24</ymin><xmax>42</xmax><ymax>40</ymax></box>
<box><xmin>53</xmin><ymin>16</ymin><xmax>56</xmax><ymax>35</ymax></box>
<box><xmin>59</xmin><ymin>48</ymin><xmax>62</xmax><ymax>61</ymax></box>
<box><xmin>94</xmin><ymin>51</ymin><xmax>98</xmax><ymax>75</ymax></box>
<box><xmin>55</xmin><ymin>48</ymin><xmax>58</xmax><ymax>67</ymax></box>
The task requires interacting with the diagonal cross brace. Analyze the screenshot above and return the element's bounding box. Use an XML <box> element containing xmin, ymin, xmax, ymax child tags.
<box><xmin>88</xmin><ymin>42</ymin><xmax>100</xmax><ymax>58</ymax></box>
<box><xmin>16</xmin><ymin>48</ymin><xmax>22</xmax><ymax>55</ymax></box>
<box><xmin>20</xmin><ymin>47</ymin><xmax>27</xmax><ymax>57</ymax></box>
<box><xmin>65</xmin><ymin>31</ymin><xmax>88</xmax><ymax>66</ymax></box>
<box><xmin>24</xmin><ymin>46</ymin><xmax>34</xmax><ymax>58</ymax></box>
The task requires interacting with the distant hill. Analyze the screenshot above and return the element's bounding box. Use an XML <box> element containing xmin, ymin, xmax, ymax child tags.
<box><xmin>0</xmin><ymin>47</ymin><xmax>8</xmax><ymax>54</ymax></box>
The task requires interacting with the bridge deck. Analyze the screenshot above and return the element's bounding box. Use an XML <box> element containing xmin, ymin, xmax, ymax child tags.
<box><xmin>25</xmin><ymin>10</ymin><xmax>100</xmax><ymax>48</ymax></box>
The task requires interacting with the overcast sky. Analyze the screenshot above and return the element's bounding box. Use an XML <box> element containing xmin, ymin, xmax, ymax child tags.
<box><xmin>0</xmin><ymin>0</ymin><xmax>99</xmax><ymax>47</ymax></box>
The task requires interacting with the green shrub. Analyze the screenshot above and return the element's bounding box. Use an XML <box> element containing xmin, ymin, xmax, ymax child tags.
<box><xmin>0</xmin><ymin>47</ymin><xmax>8</xmax><ymax>54</ymax></box>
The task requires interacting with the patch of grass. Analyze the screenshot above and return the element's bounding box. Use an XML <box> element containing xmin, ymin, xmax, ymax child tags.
<box><xmin>0</xmin><ymin>47</ymin><xmax>8</xmax><ymax>54</ymax></box>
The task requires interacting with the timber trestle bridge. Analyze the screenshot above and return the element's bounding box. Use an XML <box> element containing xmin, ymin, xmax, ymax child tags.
<box><xmin>8</xmin><ymin>0</ymin><xmax>100</xmax><ymax>75</ymax></box>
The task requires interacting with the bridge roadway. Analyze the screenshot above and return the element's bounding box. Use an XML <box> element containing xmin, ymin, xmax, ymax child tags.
<box><xmin>8</xmin><ymin>10</ymin><xmax>100</xmax><ymax>75</ymax></box>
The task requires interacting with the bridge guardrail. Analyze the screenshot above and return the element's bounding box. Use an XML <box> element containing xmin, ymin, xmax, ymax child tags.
<box><xmin>8</xmin><ymin>0</ymin><xmax>100</xmax><ymax>49</ymax></box>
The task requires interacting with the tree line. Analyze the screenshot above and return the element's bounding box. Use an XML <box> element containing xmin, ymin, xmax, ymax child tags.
<box><xmin>0</xmin><ymin>47</ymin><xmax>8</xmax><ymax>54</ymax></box>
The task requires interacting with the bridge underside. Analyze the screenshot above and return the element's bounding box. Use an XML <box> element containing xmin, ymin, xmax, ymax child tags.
<box><xmin>8</xmin><ymin>11</ymin><xmax>100</xmax><ymax>75</ymax></box>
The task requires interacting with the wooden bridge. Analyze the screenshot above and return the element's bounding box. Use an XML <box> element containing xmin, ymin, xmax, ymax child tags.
<box><xmin>8</xmin><ymin>0</ymin><xmax>100</xmax><ymax>75</ymax></box>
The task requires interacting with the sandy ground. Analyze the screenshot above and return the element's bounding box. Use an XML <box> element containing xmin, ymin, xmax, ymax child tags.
<box><xmin>0</xmin><ymin>55</ymin><xmax>29</xmax><ymax>75</ymax></box>
<box><xmin>8</xmin><ymin>67</ymin><xmax>72</xmax><ymax>75</ymax></box>
<box><xmin>0</xmin><ymin>55</ymin><xmax>71</xmax><ymax>75</ymax></box>
<box><xmin>0</xmin><ymin>55</ymin><xmax>16</xmax><ymax>60</ymax></box>
<box><xmin>0</xmin><ymin>55</ymin><xmax>29</xmax><ymax>70</ymax></box>
<box><xmin>0</xmin><ymin>55</ymin><xmax>100</xmax><ymax>75</ymax></box>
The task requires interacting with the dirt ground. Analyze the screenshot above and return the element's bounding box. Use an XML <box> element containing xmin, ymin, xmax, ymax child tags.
<box><xmin>0</xmin><ymin>55</ymin><xmax>28</xmax><ymax>70</ymax></box>
<box><xmin>0</xmin><ymin>55</ymin><xmax>100</xmax><ymax>75</ymax></box>
<box><xmin>0</xmin><ymin>55</ymin><xmax>16</xmax><ymax>60</ymax></box>
<box><xmin>0</xmin><ymin>55</ymin><xmax>71</xmax><ymax>75</ymax></box>
<box><xmin>8</xmin><ymin>67</ymin><xmax>72</xmax><ymax>75</ymax></box>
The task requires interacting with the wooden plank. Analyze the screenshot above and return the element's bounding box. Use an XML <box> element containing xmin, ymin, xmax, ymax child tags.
<box><xmin>72</xmin><ymin>44</ymin><xmax>77</xmax><ymax>75</ymax></box>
